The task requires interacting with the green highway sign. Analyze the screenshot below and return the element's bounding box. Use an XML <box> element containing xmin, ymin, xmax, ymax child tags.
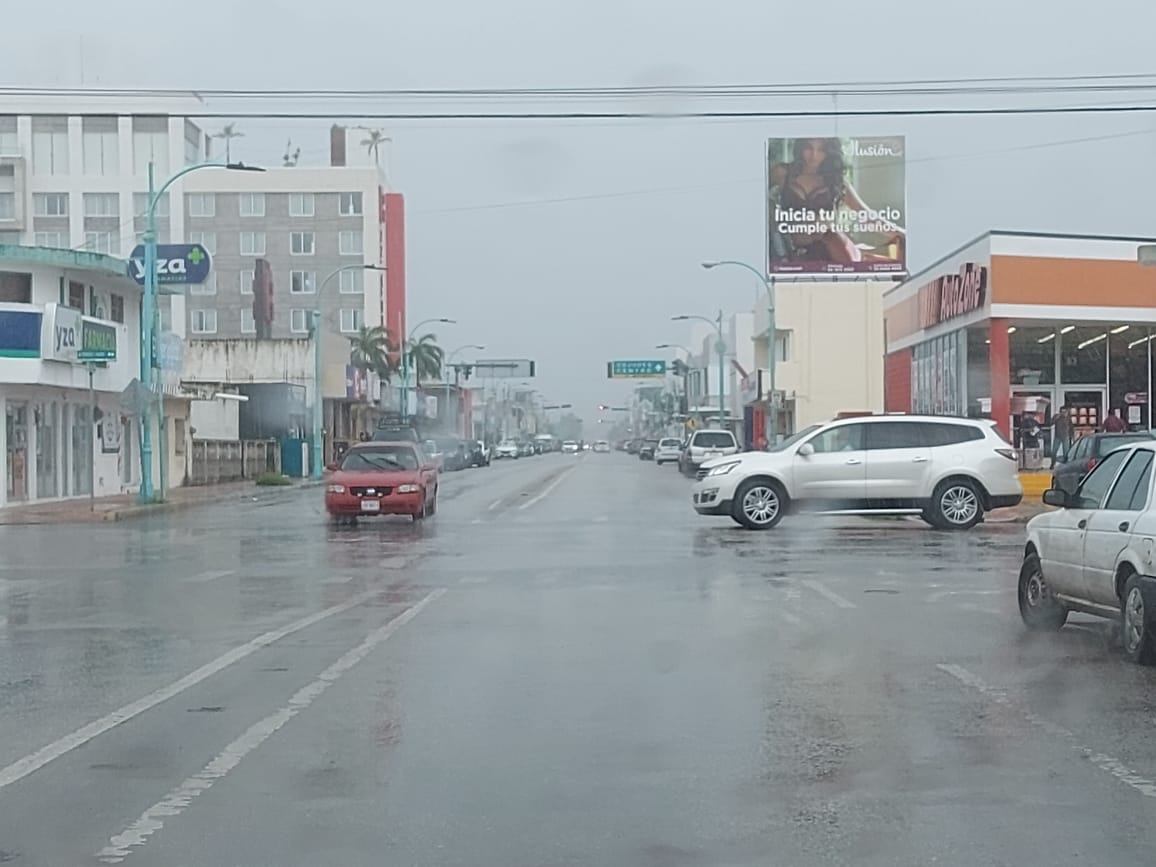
<box><xmin>607</xmin><ymin>360</ymin><xmax>667</xmax><ymax>379</ymax></box>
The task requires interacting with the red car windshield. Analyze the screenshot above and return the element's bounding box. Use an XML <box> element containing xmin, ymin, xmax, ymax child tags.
<box><xmin>340</xmin><ymin>447</ymin><xmax>419</xmax><ymax>472</ymax></box>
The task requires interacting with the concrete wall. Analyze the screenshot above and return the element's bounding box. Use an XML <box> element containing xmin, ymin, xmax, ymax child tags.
<box><xmin>190</xmin><ymin>398</ymin><xmax>239</xmax><ymax>441</ymax></box>
<box><xmin>183</xmin><ymin>337</ymin><xmax>314</xmax><ymax>396</ymax></box>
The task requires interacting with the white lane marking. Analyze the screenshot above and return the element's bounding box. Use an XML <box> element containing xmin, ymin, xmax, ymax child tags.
<box><xmin>184</xmin><ymin>569</ymin><xmax>235</xmax><ymax>584</ymax></box>
<box><xmin>96</xmin><ymin>589</ymin><xmax>444</xmax><ymax>863</ymax></box>
<box><xmin>925</xmin><ymin>588</ymin><xmax>1004</xmax><ymax>603</ymax></box>
<box><xmin>518</xmin><ymin>466</ymin><xmax>577</xmax><ymax>511</ymax></box>
<box><xmin>801</xmin><ymin>579</ymin><xmax>857</xmax><ymax>609</ymax></box>
<box><xmin>0</xmin><ymin>558</ymin><xmax>418</xmax><ymax>792</ymax></box>
<box><xmin>488</xmin><ymin>498</ymin><xmax>503</xmax><ymax>511</ymax></box>
<box><xmin>938</xmin><ymin>663</ymin><xmax>1156</xmax><ymax>798</ymax></box>
<box><xmin>458</xmin><ymin>575</ymin><xmax>489</xmax><ymax>585</ymax></box>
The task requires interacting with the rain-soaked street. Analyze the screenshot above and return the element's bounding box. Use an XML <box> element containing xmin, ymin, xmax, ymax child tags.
<box><xmin>3</xmin><ymin>451</ymin><xmax>1156</xmax><ymax>865</ymax></box>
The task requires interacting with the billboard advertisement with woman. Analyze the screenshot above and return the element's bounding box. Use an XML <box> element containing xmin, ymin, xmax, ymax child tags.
<box><xmin>767</xmin><ymin>136</ymin><xmax>907</xmax><ymax>275</ymax></box>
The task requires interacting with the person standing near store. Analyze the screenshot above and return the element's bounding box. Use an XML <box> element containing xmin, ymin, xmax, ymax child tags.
<box><xmin>1051</xmin><ymin>405</ymin><xmax>1072</xmax><ymax>468</ymax></box>
<box><xmin>1103</xmin><ymin>409</ymin><xmax>1127</xmax><ymax>433</ymax></box>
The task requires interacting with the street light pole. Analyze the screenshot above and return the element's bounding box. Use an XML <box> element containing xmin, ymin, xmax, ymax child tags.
<box><xmin>671</xmin><ymin>313</ymin><xmax>727</xmax><ymax>429</ymax></box>
<box><xmin>656</xmin><ymin>343</ymin><xmax>693</xmax><ymax>417</ymax></box>
<box><xmin>310</xmin><ymin>263</ymin><xmax>385</xmax><ymax>480</ymax></box>
<box><xmin>401</xmin><ymin>317</ymin><xmax>456</xmax><ymax>423</ymax></box>
<box><xmin>702</xmin><ymin>260</ymin><xmax>776</xmax><ymax>440</ymax></box>
<box><xmin>139</xmin><ymin>159</ymin><xmax>263</xmax><ymax>504</ymax></box>
<box><xmin>444</xmin><ymin>343</ymin><xmax>485</xmax><ymax>436</ymax></box>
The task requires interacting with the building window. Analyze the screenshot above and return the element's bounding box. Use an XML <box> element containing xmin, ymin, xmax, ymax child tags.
<box><xmin>239</xmin><ymin>269</ymin><xmax>255</xmax><ymax>294</ymax></box>
<box><xmin>0</xmin><ymin>192</ymin><xmax>14</xmax><ymax>220</ymax></box>
<box><xmin>239</xmin><ymin>231</ymin><xmax>266</xmax><ymax>256</ymax></box>
<box><xmin>84</xmin><ymin>232</ymin><xmax>113</xmax><ymax>254</ymax></box>
<box><xmin>187</xmin><ymin>231</ymin><xmax>216</xmax><ymax>255</ymax></box>
<box><xmin>82</xmin><ymin>116</ymin><xmax>119</xmax><ymax>175</ymax></box>
<box><xmin>189</xmin><ymin>272</ymin><xmax>217</xmax><ymax>295</ymax></box>
<box><xmin>774</xmin><ymin>331</ymin><xmax>791</xmax><ymax>363</ymax></box>
<box><xmin>290</xmin><ymin>231</ymin><xmax>315</xmax><ymax>256</ymax></box>
<box><xmin>290</xmin><ymin>270</ymin><xmax>316</xmax><ymax>294</ymax></box>
<box><xmin>34</xmin><ymin>231</ymin><xmax>64</xmax><ymax>248</ymax></box>
<box><xmin>111</xmin><ymin>293</ymin><xmax>125</xmax><ymax>323</ymax></box>
<box><xmin>31</xmin><ymin>117</ymin><xmax>69</xmax><ymax>175</ymax></box>
<box><xmin>339</xmin><ymin>192</ymin><xmax>363</xmax><ymax>216</ymax></box>
<box><xmin>0</xmin><ymin>117</ymin><xmax>16</xmax><ymax>155</ymax></box>
<box><xmin>33</xmin><ymin>193</ymin><xmax>68</xmax><ymax>217</ymax></box>
<box><xmin>187</xmin><ymin>193</ymin><xmax>215</xmax><ymax>217</ymax></box>
<box><xmin>239</xmin><ymin>193</ymin><xmax>265</xmax><ymax>217</ymax></box>
<box><xmin>290</xmin><ymin>308</ymin><xmax>311</xmax><ymax>334</ymax></box>
<box><xmin>191</xmin><ymin>309</ymin><xmax>218</xmax><ymax>334</ymax></box>
<box><xmin>288</xmin><ymin>193</ymin><xmax>315</xmax><ymax>217</ymax></box>
<box><xmin>159</xmin><ymin>298</ymin><xmax>173</xmax><ymax>332</ymax></box>
<box><xmin>340</xmin><ymin>308</ymin><xmax>363</xmax><ymax>333</ymax></box>
<box><xmin>184</xmin><ymin>120</ymin><xmax>202</xmax><ymax>166</ymax></box>
<box><xmin>133</xmin><ymin>192</ymin><xmax>169</xmax><ymax>218</ymax></box>
<box><xmin>132</xmin><ymin>116</ymin><xmax>169</xmax><ymax>175</ymax></box>
<box><xmin>338</xmin><ymin>230</ymin><xmax>363</xmax><ymax>255</ymax></box>
<box><xmin>339</xmin><ymin>268</ymin><xmax>364</xmax><ymax>294</ymax></box>
<box><xmin>0</xmin><ymin>272</ymin><xmax>33</xmax><ymax>303</ymax></box>
<box><xmin>240</xmin><ymin>308</ymin><xmax>256</xmax><ymax>334</ymax></box>
<box><xmin>0</xmin><ymin>231</ymin><xmax>21</xmax><ymax>245</ymax></box>
<box><xmin>67</xmin><ymin>280</ymin><xmax>85</xmax><ymax>310</ymax></box>
<box><xmin>83</xmin><ymin>193</ymin><xmax>119</xmax><ymax>218</ymax></box>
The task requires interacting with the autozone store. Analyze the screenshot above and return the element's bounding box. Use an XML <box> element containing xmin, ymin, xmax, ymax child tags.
<box><xmin>884</xmin><ymin>231</ymin><xmax>1156</xmax><ymax>466</ymax></box>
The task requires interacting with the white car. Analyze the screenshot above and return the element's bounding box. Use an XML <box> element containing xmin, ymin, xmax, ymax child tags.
<box><xmin>593</xmin><ymin>440</ymin><xmax>611</xmax><ymax>453</ymax></box>
<box><xmin>691</xmin><ymin>414</ymin><xmax>1022</xmax><ymax>530</ymax></box>
<box><xmin>562</xmin><ymin>440</ymin><xmax>580</xmax><ymax>454</ymax></box>
<box><xmin>654</xmin><ymin>437</ymin><xmax>683</xmax><ymax>465</ymax></box>
<box><xmin>495</xmin><ymin>440</ymin><xmax>519</xmax><ymax>459</ymax></box>
<box><xmin>682</xmin><ymin>430</ymin><xmax>739</xmax><ymax>473</ymax></box>
<box><xmin>1020</xmin><ymin>442</ymin><xmax>1156</xmax><ymax>663</ymax></box>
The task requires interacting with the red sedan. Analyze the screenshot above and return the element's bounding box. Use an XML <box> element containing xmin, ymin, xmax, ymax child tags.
<box><xmin>324</xmin><ymin>442</ymin><xmax>438</xmax><ymax>522</ymax></box>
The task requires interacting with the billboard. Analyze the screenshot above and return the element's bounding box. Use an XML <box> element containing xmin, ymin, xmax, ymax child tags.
<box><xmin>767</xmin><ymin>136</ymin><xmax>906</xmax><ymax>276</ymax></box>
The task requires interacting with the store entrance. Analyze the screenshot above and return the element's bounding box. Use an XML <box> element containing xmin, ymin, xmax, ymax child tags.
<box><xmin>1011</xmin><ymin>390</ymin><xmax>1054</xmax><ymax>470</ymax></box>
<box><xmin>1061</xmin><ymin>388</ymin><xmax>1106</xmax><ymax>439</ymax></box>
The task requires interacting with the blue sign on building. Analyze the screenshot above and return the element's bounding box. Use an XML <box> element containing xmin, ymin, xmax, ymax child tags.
<box><xmin>127</xmin><ymin>243</ymin><xmax>213</xmax><ymax>286</ymax></box>
<box><xmin>0</xmin><ymin>310</ymin><xmax>43</xmax><ymax>358</ymax></box>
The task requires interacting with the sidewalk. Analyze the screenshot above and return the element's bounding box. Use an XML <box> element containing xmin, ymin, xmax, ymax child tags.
<box><xmin>0</xmin><ymin>478</ymin><xmax>323</xmax><ymax>525</ymax></box>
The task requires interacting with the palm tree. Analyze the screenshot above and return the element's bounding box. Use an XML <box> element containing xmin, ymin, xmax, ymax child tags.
<box><xmin>348</xmin><ymin>325</ymin><xmax>396</xmax><ymax>382</ymax></box>
<box><xmin>361</xmin><ymin>129</ymin><xmax>389</xmax><ymax>165</ymax></box>
<box><xmin>406</xmin><ymin>333</ymin><xmax>444</xmax><ymax>384</ymax></box>
<box><xmin>212</xmin><ymin>123</ymin><xmax>244</xmax><ymax>162</ymax></box>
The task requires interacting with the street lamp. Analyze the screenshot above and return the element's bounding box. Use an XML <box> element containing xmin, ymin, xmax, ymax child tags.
<box><xmin>445</xmin><ymin>343</ymin><xmax>485</xmax><ymax>435</ymax></box>
<box><xmin>401</xmin><ymin>317</ymin><xmax>456</xmax><ymax>421</ymax></box>
<box><xmin>139</xmin><ymin>159</ymin><xmax>264</xmax><ymax>504</ymax></box>
<box><xmin>310</xmin><ymin>263</ymin><xmax>386</xmax><ymax>480</ymax></box>
<box><xmin>702</xmin><ymin>260</ymin><xmax>776</xmax><ymax>439</ymax></box>
<box><xmin>656</xmin><ymin>343</ymin><xmax>693</xmax><ymax>416</ymax></box>
<box><xmin>672</xmin><ymin>311</ymin><xmax>726</xmax><ymax>428</ymax></box>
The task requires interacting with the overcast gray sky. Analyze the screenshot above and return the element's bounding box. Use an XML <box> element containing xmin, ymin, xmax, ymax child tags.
<box><xmin>7</xmin><ymin>0</ymin><xmax>1156</xmax><ymax>415</ymax></box>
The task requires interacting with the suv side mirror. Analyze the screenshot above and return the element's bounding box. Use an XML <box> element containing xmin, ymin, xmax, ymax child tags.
<box><xmin>797</xmin><ymin>442</ymin><xmax>815</xmax><ymax>457</ymax></box>
<box><xmin>1042</xmin><ymin>488</ymin><xmax>1070</xmax><ymax>508</ymax></box>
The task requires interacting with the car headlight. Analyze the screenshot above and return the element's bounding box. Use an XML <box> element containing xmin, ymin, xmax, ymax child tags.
<box><xmin>707</xmin><ymin>461</ymin><xmax>741</xmax><ymax>476</ymax></box>
<box><xmin>397</xmin><ymin>484</ymin><xmax>420</xmax><ymax>493</ymax></box>
<box><xmin>326</xmin><ymin>484</ymin><xmax>345</xmax><ymax>493</ymax></box>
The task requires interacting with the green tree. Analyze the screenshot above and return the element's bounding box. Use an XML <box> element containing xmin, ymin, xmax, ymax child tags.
<box><xmin>406</xmin><ymin>332</ymin><xmax>445</xmax><ymax>383</ymax></box>
<box><xmin>347</xmin><ymin>325</ymin><xmax>396</xmax><ymax>382</ymax></box>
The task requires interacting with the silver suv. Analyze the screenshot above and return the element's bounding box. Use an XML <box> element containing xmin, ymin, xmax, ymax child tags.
<box><xmin>681</xmin><ymin>429</ymin><xmax>739</xmax><ymax>475</ymax></box>
<box><xmin>691</xmin><ymin>414</ymin><xmax>1023</xmax><ymax>530</ymax></box>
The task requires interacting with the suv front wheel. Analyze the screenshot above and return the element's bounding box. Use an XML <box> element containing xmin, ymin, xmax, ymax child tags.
<box><xmin>731</xmin><ymin>478</ymin><xmax>787</xmax><ymax>530</ymax></box>
<box><xmin>927</xmin><ymin>478</ymin><xmax>984</xmax><ymax>530</ymax></box>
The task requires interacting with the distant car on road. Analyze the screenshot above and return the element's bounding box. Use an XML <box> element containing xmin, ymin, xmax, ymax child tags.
<box><xmin>562</xmin><ymin>440</ymin><xmax>579</xmax><ymax>454</ymax></box>
<box><xmin>324</xmin><ymin>442</ymin><xmax>438</xmax><ymax>524</ymax></box>
<box><xmin>654</xmin><ymin>438</ymin><xmax>682</xmax><ymax>465</ymax></box>
<box><xmin>638</xmin><ymin>439</ymin><xmax>658</xmax><ymax>461</ymax></box>
<box><xmin>467</xmin><ymin>440</ymin><xmax>491</xmax><ymax>467</ymax></box>
<box><xmin>495</xmin><ymin>440</ymin><xmax>520</xmax><ymax>459</ymax></box>
<box><xmin>680</xmin><ymin>429</ymin><xmax>739</xmax><ymax>475</ymax></box>
<box><xmin>691</xmin><ymin>414</ymin><xmax>1021</xmax><ymax>531</ymax></box>
<box><xmin>1052</xmin><ymin>431</ymin><xmax>1156</xmax><ymax>494</ymax></box>
<box><xmin>593</xmin><ymin>440</ymin><xmax>611</xmax><ymax>453</ymax></box>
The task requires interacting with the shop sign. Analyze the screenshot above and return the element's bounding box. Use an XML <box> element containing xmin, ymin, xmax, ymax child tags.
<box><xmin>917</xmin><ymin>263</ymin><xmax>988</xmax><ymax>329</ymax></box>
<box><xmin>40</xmin><ymin>302</ymin><xmax>81</xmax><ymax>363</ymax></box>
<box><xmin>740</xmin><ymin>370</ymin><xmax>763</xmax><ymax>405</ymax></box>
<box><xmin>79</xmin><ymin>318</ymin><xmax>118</xmax><ymax>362</ymax></box>
<box><xmin>1126</xmin><ymin>392</ymin><xmax>1148</xmax><ymax>405</ymax></box>
<box><xmin>0</xmin><ymin>309</ymin><xmax>42</xmax><ymax>358</ymax></box>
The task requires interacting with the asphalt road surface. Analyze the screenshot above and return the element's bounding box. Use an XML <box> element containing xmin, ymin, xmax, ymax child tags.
<box><xmin>2</xmin><ymin>451</ymin><xmax>1156</xmax><ymax>865</ymax></box>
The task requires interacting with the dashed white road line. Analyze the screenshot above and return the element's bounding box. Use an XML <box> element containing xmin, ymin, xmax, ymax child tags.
<box><xmin>938</xmin><ymin>662</ymin><xmax>1156</xmax><ymax>799</ymax></box>
<box><xmin>925</xmin><ymin>588</ymin><xmax>1004</xmax><ymax>603</ymax></box>
<box><xmin>95</xmin><ymin>589</ymin><xmax>445</xmax><ymax>863</ymax></box>
<box><xmin>488</xmin><ymin>498</ymin><xmax>504</xmax><ymax>511</ymax></box>
<box><xmin>184</xmin><ymin>569</ymin><xmax>235</xmax><ymax>584</ymax></box>
<box><xmin>0</xmin><ymin>558</ymin><xmax>418</xmax><ymax>792</ymax></box>
<box><xmin>801</xmin><ymin>579</ymin><xmax>857</xmax><ymax>609</ymax></box>
<box><xmin>518</xmin><ymin>466</ymin><xmax>578</xmax><ymax>511</ymax></box>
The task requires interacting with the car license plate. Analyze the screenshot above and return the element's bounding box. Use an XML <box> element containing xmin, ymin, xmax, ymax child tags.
<box><xmin>360</xmin><ymin>499</ymin><xmax>381</xmax><ymax>512</ymax></box>
<box><xmin>706</xmin><ymin>449</ymin><xmax>721</xmax><ymax>456</ymax></box>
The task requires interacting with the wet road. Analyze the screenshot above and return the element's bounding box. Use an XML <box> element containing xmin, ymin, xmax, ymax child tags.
<box><xmin>2</xmin><ymin>451</ymin><xmax>1156</xmax><ymax>865</ymax></box>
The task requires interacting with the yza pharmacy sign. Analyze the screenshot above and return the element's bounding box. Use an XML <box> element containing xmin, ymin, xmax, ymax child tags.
<box><xmin>40</xmin><ymin>303</ymin><xmax>81</xmax><ymax>362</ymax></box>
<box><xmin>127</xmin><ymin>243</ymin><xmax>213</xmax><ymax>286</ymax></box>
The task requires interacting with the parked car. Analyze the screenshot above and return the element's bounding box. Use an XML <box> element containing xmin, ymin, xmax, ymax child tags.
<box><xmin>626</xmin><ymin>439</ymin><xmax>642</xmax><ymax>455</ymax></box>
<box><xmin>422</xmin><ymin>439</ymin><xmax>446</xmax><ymax>471</ymax></box>
<box><xmin>638</xmin><ymin>439</ymin><xmax>658</xmax><ymax>461</ymax></box>
<box><xmin>691</xmin><ymin>414</ymin><xmax>1022</xmax><ymax>530</ymax></box>
<box><xmin>436</xmin><ymin>437</ymin><xmax>470</xmax><ymax>472</ymax></box>
<box><xmin>517</xmin><ymin>440</ymin><xmax>536</xmax><ymax>458</ymax></box>
<box><xmin>324</xmin><ymin>442</ymin><xmax>438</xmax><ymax>523</ymax></box>
<box><xmin>467</xmin><ymin>440</ymin><xmax>491</xmax><ymax>467</ymax></box>
<box><xmin>680</xmin><ymin>429</ymin><xmax>739</xmax><ymax>476</ymax></box>
<box><xmin>593</xmin><ymin>440</ymin><xmax>611</xmax><ymax>453</ymax></box>
<box><xmin>562</xmin><ymin>440</ymin><xmax>580</xmax><ymax>454</ymax></box>
<box><xmin>1052</xmin><ymin>431</ymin><xmax>1156</xmax><ymax>494</ymax></box>
<box><xmin>1020</xmin><ymin>442</ymin><xmax>1156</xmax><ymax>663</ymax></box>
<box><xmin>654</xmin><ymin>437</ymin><xmax>682</xmax><ymax>465</ymax></box>
<box><xmin>495</xmin><ymin>439</ymin><xmax>520</xmax><ymax>459</ymax></box>
<box><xmin>372</xmin><ymin>422</ymin><xmax>421</xmax><ymax>443</ymax></box>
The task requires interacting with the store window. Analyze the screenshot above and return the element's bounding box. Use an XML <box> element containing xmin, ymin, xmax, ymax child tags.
<box><xmin>70</xmin><ymin>405</ymin><xmax>93</xmax><ymax>496</ymax></box>
<box><xmin>6</xmin><ymin>402</ymin><xmax>29</xmax><ymax>501</ymax></box>
<box><xmin>1109</xmin><ymin>326</ymin><xmax>1150</xmax><ymax>430</ymax></box>
<box><xmin>1060</xmin><ymin>326</ymin><xmax>1108</xmax><ymax>385</ymax></box>
<box><xmin>966</xmin><ymin>325</ymin><xmax>991</xmax><ymax>418</ymax></box>
<box><xmin>1009</xmin><ymin>326</ymin><xmax>1056</xmax><ymax>386</ymax></box>
<box><xmin>34</xmin><ymin>402</ymin><xmax>58</xmax><ymax>499</ymax></box>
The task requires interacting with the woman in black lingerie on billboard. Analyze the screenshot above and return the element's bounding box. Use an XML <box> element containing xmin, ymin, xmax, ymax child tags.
<box><xmin>777</xmin><ymin>137</ymin><xmax>904</xmax><ymax>267</ymax></box>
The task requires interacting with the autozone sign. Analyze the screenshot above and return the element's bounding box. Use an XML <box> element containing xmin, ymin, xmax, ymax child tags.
<box><xmin>917</xmin><ymin>263</ymin><xmax>988</xmax><ymax>329</ymax></box>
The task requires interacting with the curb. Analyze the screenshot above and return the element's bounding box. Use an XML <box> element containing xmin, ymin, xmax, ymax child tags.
<box><xmin>102</xmin><ymin>480</ymin><xmax>325</xmax><ymax>522</ymax></box>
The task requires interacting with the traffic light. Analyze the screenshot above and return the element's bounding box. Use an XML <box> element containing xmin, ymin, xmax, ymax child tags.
<box><xmin>597</xmin><ymin>404</ymin><xmax>608</xmax><ymax>411</ymax></box>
